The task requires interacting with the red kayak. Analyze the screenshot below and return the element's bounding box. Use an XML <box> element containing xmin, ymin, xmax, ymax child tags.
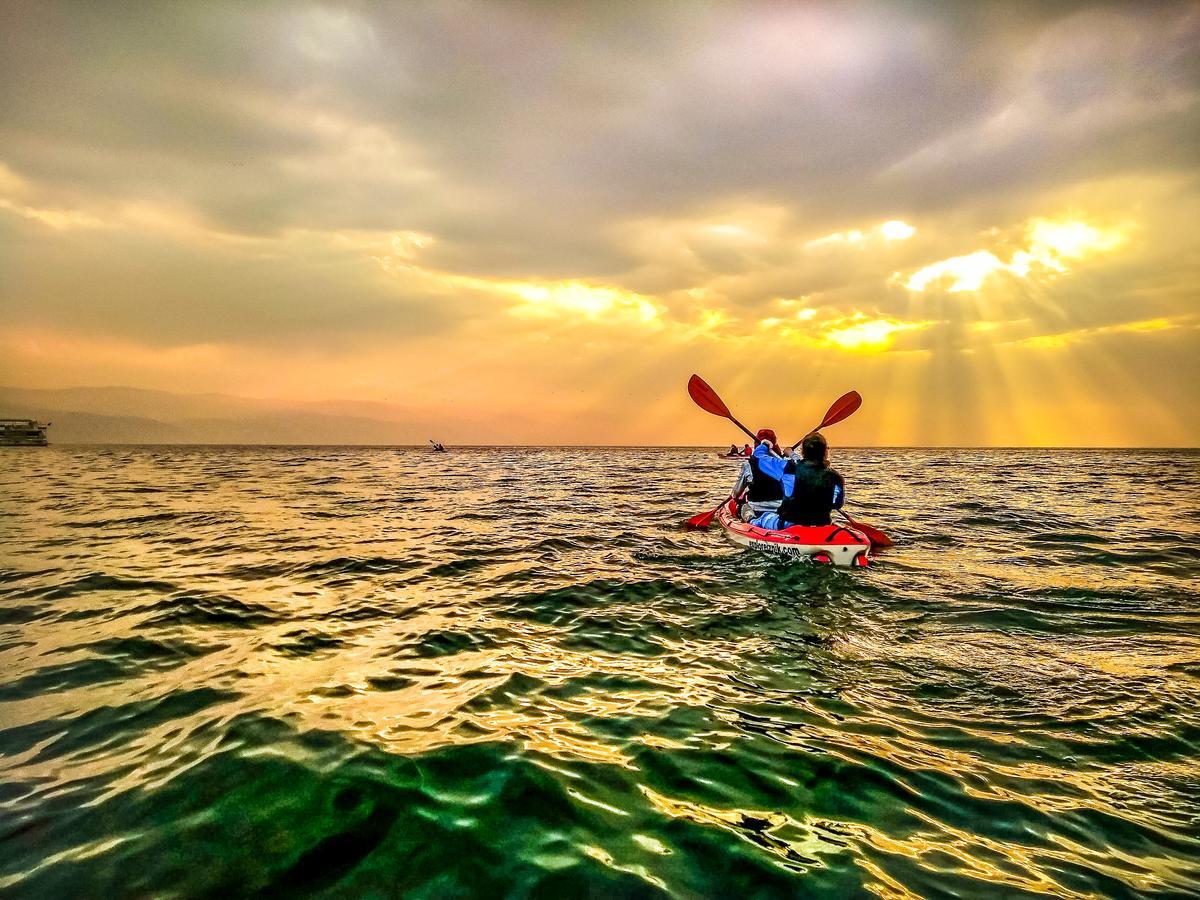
<box><xmin>717</xmin><ymin>500</ymin><xmax>871</xmax><ymax>567</ymax></box>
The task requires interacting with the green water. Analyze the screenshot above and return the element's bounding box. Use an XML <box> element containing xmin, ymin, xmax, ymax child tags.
<box><xmin>1</xmin><ymin>447</ymin><xmax>1198</xmax><ymax>897</ymax></box>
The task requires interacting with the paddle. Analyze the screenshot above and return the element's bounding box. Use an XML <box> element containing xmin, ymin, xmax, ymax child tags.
<box><xmin>837</xmin><ymin>507</ymin><xmax>893</xmax><ymax>548</ymax></box>
<box><xmin>790</xmin><ymin>390</ymin><xmax>861</xmax><ymax>449</ymax></box>
<box><xmin>685</xmin><ymin>494</ymin><xmax>732</xmax><ymax>530</ymax></box>
<box><xmin>684</xmin><ymin>374</ymin><xmax>756</xmax><ymax>530</ymax></box>
<box><xmin>790</xmin><ymin>391</ymin><xmax>890</xmax><ymax>546</ymax></box>
<box><xmin>684</xmin><ymin>379</ymin><xmax>885</xmax><ymax>543</ymax></box>
<box><xmin>688</xmin><ymin>374</ymin><xmax>757</xmax><ymax>442</ymax></box>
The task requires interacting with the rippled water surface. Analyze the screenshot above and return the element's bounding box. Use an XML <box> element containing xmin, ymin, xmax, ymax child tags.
<box><xmin>1</xmin><ymin>446</ymin><xmax>1198</xmax><ymax>898</ymax></box>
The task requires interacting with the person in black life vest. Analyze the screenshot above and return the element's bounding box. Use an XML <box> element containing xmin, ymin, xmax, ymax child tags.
<box><xmin>732</xmin><ymin>428</ymin><xmax>787</xmax><ymax>521</ymax></box>
<box><xmin>727</xmin><ymin>444</ymin><xmax>739</xmax><ymax>456</ymax></box>
<box><xmin>748</xmin><ymin>431</ymin><xmax>845</xmax><ymax>530</ymax></box>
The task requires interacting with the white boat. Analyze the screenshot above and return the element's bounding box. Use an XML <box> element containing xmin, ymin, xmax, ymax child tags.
<box><xmin>0</xmin><ymin>419</ymin><xmax>50</xmax><ymax>446</ymax></box>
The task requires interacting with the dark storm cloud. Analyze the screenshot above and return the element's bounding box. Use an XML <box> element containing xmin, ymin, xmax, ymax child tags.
<box><xmin>4</xmin><ymin>2</ymin><xmax>1196</xmax><ymax>249</ymax></box>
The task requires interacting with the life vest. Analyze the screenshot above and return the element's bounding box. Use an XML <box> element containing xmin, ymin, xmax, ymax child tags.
<box><xmin>778</xmin><ymin>460</ymin><xmax>844</xmax><ymax>526</ymax></box>
<box><xmin>747</xmin><ymin>454</ymin><xmax>784</xmax><ymax>502</ymax></box>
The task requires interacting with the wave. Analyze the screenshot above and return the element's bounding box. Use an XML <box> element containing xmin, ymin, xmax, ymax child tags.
<box><xmin>1</xmin><ymin>447</ymin><xmax>1197</xmax><ymax>896</ymax></box>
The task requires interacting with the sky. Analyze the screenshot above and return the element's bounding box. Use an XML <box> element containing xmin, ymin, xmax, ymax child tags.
<box><xmin>1</xmin><ymin>0</ymin><xmax>1197</xmax><ymax>445</ymax></box>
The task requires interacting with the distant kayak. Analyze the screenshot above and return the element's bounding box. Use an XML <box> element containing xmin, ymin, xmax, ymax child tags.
<box><xmin>717</xmin><ymin>501</ymin><xmax>871</xmax><ymax>567</ymax></box>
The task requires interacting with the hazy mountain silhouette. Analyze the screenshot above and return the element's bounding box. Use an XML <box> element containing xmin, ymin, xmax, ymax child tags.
<box><xmin>0</xmin><ymin>385</ymin><xmax>455</xmax><ymax>444</ymax></box>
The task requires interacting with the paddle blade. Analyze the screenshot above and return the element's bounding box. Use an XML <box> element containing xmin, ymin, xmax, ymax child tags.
<box><xmin>687</xmin><ymin>494</ymin><xmax>734</xmax><ymax>530</ymax></box>
<box><xmin>846</xmin><ymin>514</ymin><xmax>892</xmax><ymax>548</ymax></box>
<box><xmin>688</xmin><ymin>374</ymin><xmax>733</xmax><ymax>420</ymax></box>
<box><xmin>817</xmin><ymin>390</ymin><xmax>862</xmax><ymax>431</ymax></box>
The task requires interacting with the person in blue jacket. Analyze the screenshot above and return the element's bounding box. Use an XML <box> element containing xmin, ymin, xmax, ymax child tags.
<box><xmin>749</xmin><ymin>431</ymin><xmax>845</xmax><ymax>529</ymax></box>
<box><xmin>732</xmin><ymin>428</ymin><xmax>787</xmax><ymax>521</ymax></box>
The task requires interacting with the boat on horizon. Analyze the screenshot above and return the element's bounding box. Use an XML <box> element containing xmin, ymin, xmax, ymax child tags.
<box><xmin>0</xmin><ymin>419</ymin><xmax>51</xmax><ymax>446</ymax></box>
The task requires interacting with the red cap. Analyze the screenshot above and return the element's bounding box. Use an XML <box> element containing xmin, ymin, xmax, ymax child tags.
<box><xmin>755</xmin><ymin>428</ymin><xmax>776</xmax><ymax>442</ymax></box>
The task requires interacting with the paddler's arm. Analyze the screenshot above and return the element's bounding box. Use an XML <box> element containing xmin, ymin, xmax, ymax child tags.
<box><xmin>831</xmin><ymin>469</ymin><xmax>845</xmax><ymax>509</ymax></box>
<box><xmin>751</xmin><ymin>442</ymin><xmax>787</xmax><ymax>480</ymax></box>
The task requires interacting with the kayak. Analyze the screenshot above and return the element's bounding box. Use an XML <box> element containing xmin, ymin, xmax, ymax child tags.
<box><xmin>716</xmin><ymin>501</ymin><xmax>871</xmax><ymax>567</ymax></box>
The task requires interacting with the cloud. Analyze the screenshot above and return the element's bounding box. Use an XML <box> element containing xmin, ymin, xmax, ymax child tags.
<box><xmin>900</xmin><ymin>216</ymin><xmax>1127</xmax><ymax>292</ymax></box>
<box><xmin>1010</xmin><ymin>315</ymin><xmax>1195</xmax><ymax>350</ymax></box>
<box><xmin>0</xmin><ymin>197</ymin><xmax>107</xmax><ymax>230</ymax></box>
<box><xmin>903</xmin><ymin>250</ymin><xmax>1013</xmax><ymax>293</ymax></box>
<box><xmin>0</xmin><ymin>1</ymin><xmax>1197</xmax><ymax>443</ymax></box>
<box><xmin>881</xmin><ymin>220</ymin><xmax>916</xmax><ymax>241</ymax></box>
<box><xmin>820</xmin><ymin>316</ymin><xmax>932</xmax><ymax>352</ymax></box>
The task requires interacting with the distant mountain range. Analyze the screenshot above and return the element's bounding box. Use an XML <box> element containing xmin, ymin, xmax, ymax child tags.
<box><xmin>0</xmin><ymin>385</ymin><xmax>459</xmax><ymax>444</ymax></box>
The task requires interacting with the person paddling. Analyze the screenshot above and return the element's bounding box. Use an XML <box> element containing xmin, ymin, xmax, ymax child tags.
<box><xmin>732</xmin><ymin>428</ymin><xmax>786</xmax><ymax>521</ymax></box>
<box><xmin>727</xmin><ymin>443</ymin><xmax>739</xmax><ymax>456</ymax></box>
<box><xmin>747</xmin><ymin>432</ymin><xmax>845</xmax><ymax>529</ymax></box>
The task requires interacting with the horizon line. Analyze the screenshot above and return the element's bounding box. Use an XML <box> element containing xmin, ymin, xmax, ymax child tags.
<box><xmin>19</xmin><ymin>442</ymin><xmax>1200</xmax><ymax>451</ymax></box>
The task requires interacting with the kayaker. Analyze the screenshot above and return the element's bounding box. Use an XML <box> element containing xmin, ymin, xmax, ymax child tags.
<box><xmin>728</xmin><ymin>444</ymin><xmax>740</xmax><ymax>456</ymax></box>
<box><xmin>741</xmin><ymin>443</ymin><xmax>752</xmax><ymax>456</ymax></box>
<box><xmin>748</xmin><ymin>432</ymin><xmax>845</xmax><ymax>529</ymax></box>
<box><xmin>732</xmin><ymin>429</ymin><xmax>785</xmax><ymax>521</ymax></box>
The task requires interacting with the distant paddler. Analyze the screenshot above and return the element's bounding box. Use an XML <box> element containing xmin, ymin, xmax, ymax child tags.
<box><xmin>428</xmin><ymin>439</ymin><xmax>447</xmax><ymax>452</ymax></box>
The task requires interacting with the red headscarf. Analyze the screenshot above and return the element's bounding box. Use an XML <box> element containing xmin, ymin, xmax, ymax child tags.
<box><xmin>755</xmin><ymin>428</ymin><xmax>781</xmax><ymax>456</ymax></box>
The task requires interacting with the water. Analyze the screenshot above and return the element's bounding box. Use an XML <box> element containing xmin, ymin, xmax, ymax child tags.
<box><xmin>1</xmin><ymin>446</ymin><xmax>1198</xmax><ymax>898</ymax></box>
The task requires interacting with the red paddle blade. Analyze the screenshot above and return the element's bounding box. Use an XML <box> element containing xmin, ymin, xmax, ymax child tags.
<box><xmin>847</xmin><ymin>515</ymin><xmax>892</xmax><ymax>548</ymax></box>
<box><xmin>817</xmin><ymin>390</ymin><xmax>862</xmax><ymax>431</ymax></box>
<box><xmin>685</xmin><ymin>507</ymin><xmax>718</xmax><ymax>530</ymax></box>
<box><xmin>688</xmin><ymin>374</ymin><xmax>733</xmax><ymax>420</ymax></box>
<box><xmin>687</xmin><ymin>494</ymin><xmax>733</xmax><ymax>530</ymax></box>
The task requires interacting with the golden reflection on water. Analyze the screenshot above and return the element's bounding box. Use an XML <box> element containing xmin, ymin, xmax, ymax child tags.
<box><xmin>2</xmin><ymin>446</ymin><xmax>1198</xmax><ymax>897</ymax></box>
<box><xmin>844</xmin><ymin>817</ymin><xmax>1093</xmax><ymax>899</ymax></box>
<box><xmin>4</xmin><ymin>559</ymin><xmax>1193</xmax><ymax>898</ymax></box>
